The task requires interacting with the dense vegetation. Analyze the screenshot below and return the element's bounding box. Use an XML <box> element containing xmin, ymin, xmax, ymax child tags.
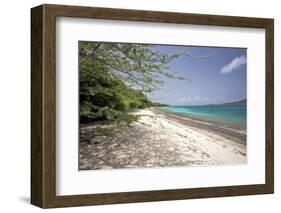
<box><xmin>79</xmin><ymin>42</ymin><xmax>184</xmax><ymax>124</ymax></box>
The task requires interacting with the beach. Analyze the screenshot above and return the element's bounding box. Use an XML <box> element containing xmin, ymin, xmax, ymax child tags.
<box><xmin>79</xmin><ymin>108</ymin><xmax>246</xmax><ymax>170</ymax></box>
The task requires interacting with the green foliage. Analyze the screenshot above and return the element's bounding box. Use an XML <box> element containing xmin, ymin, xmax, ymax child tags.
<box><xmin>79</xmin><ymin>41</ymin><xmax>184</xmax><ymax>124</ymax></box>
<box><xmin>79</xmin><ymin>42</ymin><xmax>185</xmax><ymax>92</ymax></box>
<box><xmin>80</xmin><ymin>73</ymin><xmax>148</xmax><ymax>123</ymax></box>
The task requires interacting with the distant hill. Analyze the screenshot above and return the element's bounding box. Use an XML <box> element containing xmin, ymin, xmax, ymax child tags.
<box><xmin>150</xmin><ymin>102</ymin><xmax>169</xmax><ymax>107</ymax></box>
<box><xmin>222</xmin><ymin>99</ymin><xmax>246</xmax><ymax>106</ymax></box>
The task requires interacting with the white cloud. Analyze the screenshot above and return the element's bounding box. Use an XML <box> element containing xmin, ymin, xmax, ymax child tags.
<box><xmin>178</xmin><ymin>97</ymin><xmax>187</xmax><ymax>103</ymax></box>
<box><xmin>178</xmin><ymin>96</ymin><xmax>211</xmax><ymax>104</ymax></box>
<box><xmin>216</xmin><ymin>96</ymin><xmax>224</xmax><ymax>100</ymax></box>
<box><xmin>220</xmin><ymin>55</ymin><xmax>246</xmax><ymax>74</ymax></box>
<box><xmin>179</xmin><ymin>97</ymin><xmax>193</xmax><ymax>103</ymax></box>
<box><xmin>194</xmin><ymin>96</ymin><xmax>201</xmax><ymax>101</ymax></box>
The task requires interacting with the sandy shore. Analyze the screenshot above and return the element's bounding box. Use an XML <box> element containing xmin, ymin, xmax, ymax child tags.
<box><xmin>79</xmin><ymin>108</ymin><xmax>246</xmax><ymax>170</ymax></box>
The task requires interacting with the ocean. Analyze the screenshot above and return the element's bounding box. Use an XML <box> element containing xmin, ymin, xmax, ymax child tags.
<box><xmin>161</xmin><ymin>105</ymin><xmax>246</xmax><ymax>129</ymax></box>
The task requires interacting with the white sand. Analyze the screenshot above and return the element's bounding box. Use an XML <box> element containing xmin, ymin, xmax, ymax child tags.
<box><xmin>80</xmin><ymin>108</ymin><xmax>246</xmax><ymax>170</ymax></box>
<box><xmin>130</xmin><ymin>108</ymin><xmax>246</xmax><ymax>165</ymax></box>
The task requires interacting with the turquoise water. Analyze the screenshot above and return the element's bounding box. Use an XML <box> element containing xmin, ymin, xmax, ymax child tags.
<box><xmin>162</xmin><ymin>105</ymin><xmax>246</xmax><ymax>126</ymax></box>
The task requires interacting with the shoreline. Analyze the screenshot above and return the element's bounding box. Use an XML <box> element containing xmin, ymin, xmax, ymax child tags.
<box><xmin>79</xmin><ymin>108</ymin><xmax>247</xmax><ymax>170</ymax></box>
<box><xmin>160</xmin><ymin>106</ymin><xmax>246</xmax><ymax>132</ymax></box>
<box><xmin>152</xmin><ymin>107</ymin><xmax>246</xmax><ymax>145</ymax></box>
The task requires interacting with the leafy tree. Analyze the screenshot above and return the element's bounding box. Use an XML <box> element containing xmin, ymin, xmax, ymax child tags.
<box><xmin>79</xmin><ymin>42</ymin><xmax>185</xmax><ymax>92</ymax></box>
<box><xmin>79</xmin><ymin>42</ymin><xmax>185</xmax><ymax>123</ymax></box>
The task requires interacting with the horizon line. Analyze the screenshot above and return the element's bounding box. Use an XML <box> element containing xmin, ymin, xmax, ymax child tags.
<box><xmin>153</xmin><ymin>98</ymin><xmax>247</xmax><ymax>107</ymax></box>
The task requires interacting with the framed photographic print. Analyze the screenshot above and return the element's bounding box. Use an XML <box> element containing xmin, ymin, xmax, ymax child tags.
<box><xmin>31</xmin><ymin>4</ymin><xmax>274</xmax><ymax>208</ymax></box>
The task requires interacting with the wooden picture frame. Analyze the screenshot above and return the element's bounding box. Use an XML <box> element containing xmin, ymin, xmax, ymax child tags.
<box><xmin>31</xmin><ymin>4</ymin><xmax>274</xmax><ymax>208</ymax></box>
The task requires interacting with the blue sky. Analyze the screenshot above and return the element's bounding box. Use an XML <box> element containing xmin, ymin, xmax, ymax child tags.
<box><xmin>148</xmin><ymin>45</ymin><xmax>247</xmax><ymax>106</ymax></box>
